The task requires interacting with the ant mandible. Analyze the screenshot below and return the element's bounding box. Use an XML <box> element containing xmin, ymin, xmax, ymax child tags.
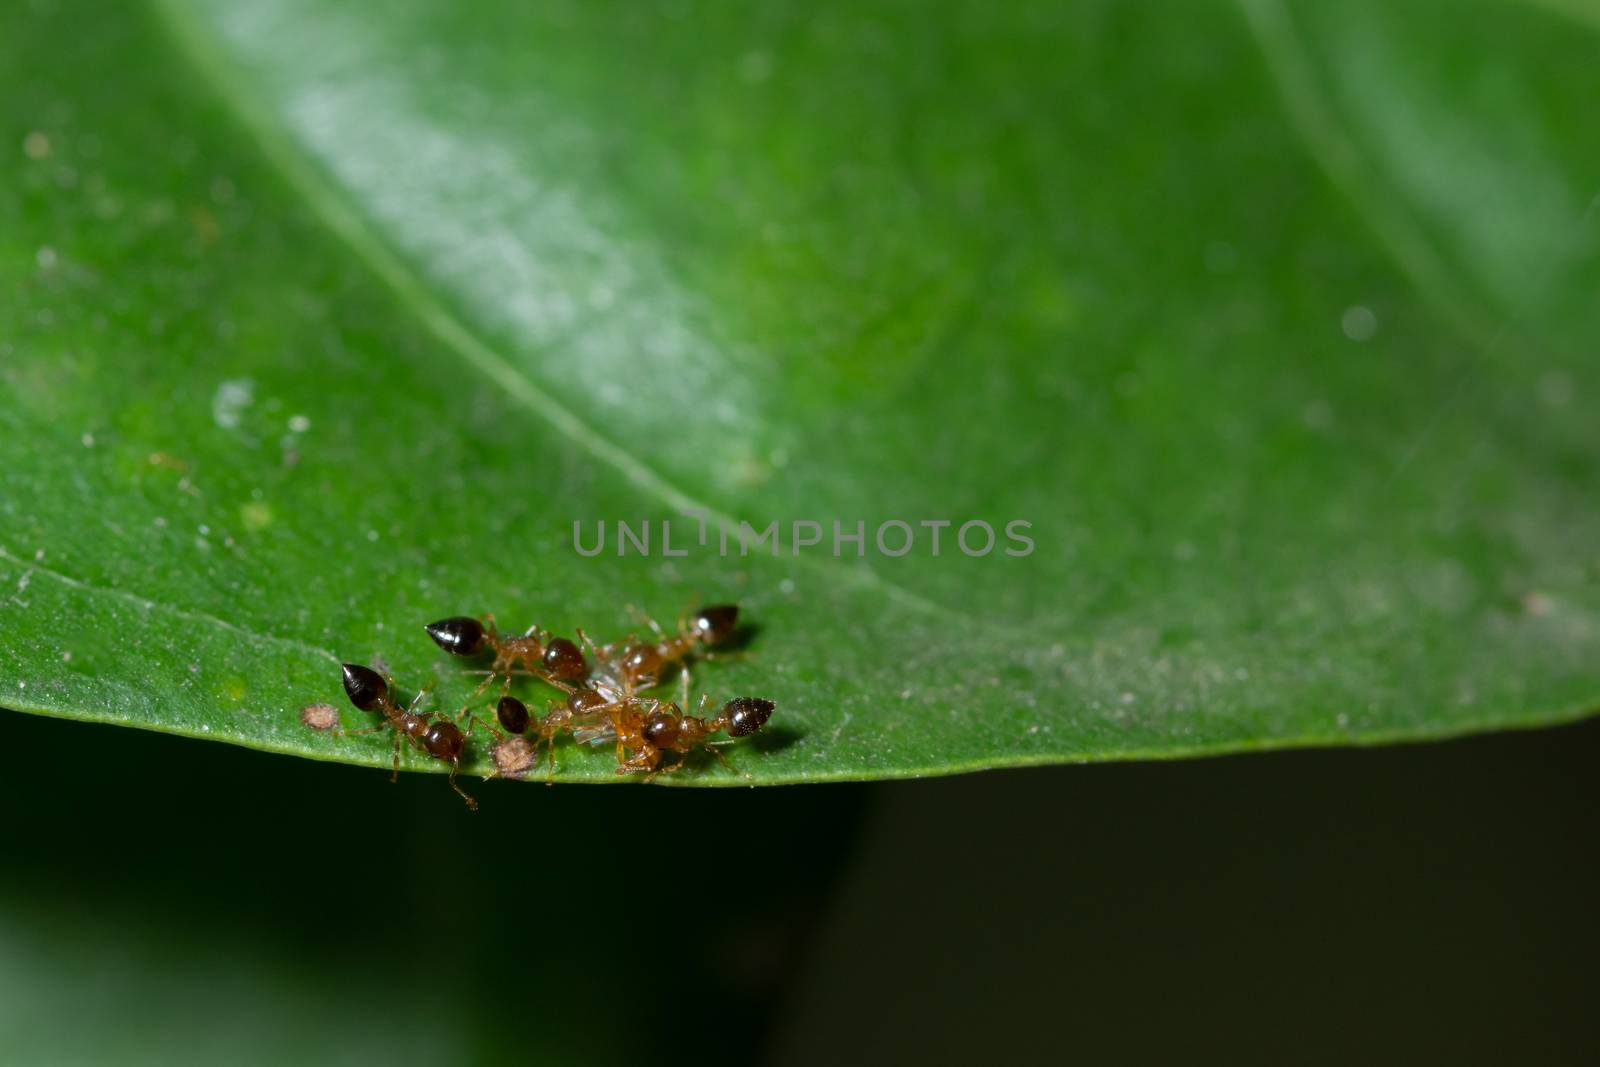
<box><xmin>339</xmin><ymin>663</ymin><xmax>478</xmax><ymax>809</ymax></box>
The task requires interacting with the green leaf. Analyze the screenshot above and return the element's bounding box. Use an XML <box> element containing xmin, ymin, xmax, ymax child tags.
<box><xmin>3</xmin><ymin>0</ymin><xmax>1598</xmax><ymax>786</ymax></box>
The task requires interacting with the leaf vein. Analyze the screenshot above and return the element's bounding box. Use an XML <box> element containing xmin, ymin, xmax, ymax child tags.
<box><xmin>0</xmin><ymin>545</ymin><xmax>341</xmax><ymax>668</ymax></box>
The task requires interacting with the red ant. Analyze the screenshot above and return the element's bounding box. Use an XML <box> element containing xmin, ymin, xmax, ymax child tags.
<box><xmin>601</xmin><ymin>694</ymin><xmax>775</xmax><ymax>779</ymax></box>
<box><xmin>424</xmin><ymin>615</ymin><xmax>588</xmax><ymax>698</ymax></box>
<box><xmin>338</xmin><ymin>663</ymin><xmax>478</xmax><ymax>809</ymax></box>
<box><xmin>585</xmin><ymin>603</ymin><xmax>739</xmax><ymax>690</ymax></box>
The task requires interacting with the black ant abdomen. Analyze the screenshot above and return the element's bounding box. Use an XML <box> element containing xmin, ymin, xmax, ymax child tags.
<box><xmin>424</xmin><ymin>616</ymin><xmax>487</xmax><ymax>656</ymax></box>
<box><xmin>497</xmin><ymin>695</ymin><xmax>530</xmax><ymax>734</ymax></box>
<box><xmin>691</xmin><ymin>604</ymin><xmax>739</xmax><ymax>644</ymax></box>
<box><xmin>341</xmin><ymin>663</ymin><xmax>389</xmax><ymax>711</ymax></box>
<box><xmin>723</xmin><ymin>697</ymin><xmax>774</xmax><ymax>737</ymax></box>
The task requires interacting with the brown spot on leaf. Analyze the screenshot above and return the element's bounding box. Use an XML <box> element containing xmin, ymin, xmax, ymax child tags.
<box><xmin>492</xmin><ymin>736</ymin><xmax>536</xmax><ymax>780</ymax></box>
<box><xmin>300</xmin><ymin>703</ymin><xmax>339</xmax><ymax>731</ymax></box>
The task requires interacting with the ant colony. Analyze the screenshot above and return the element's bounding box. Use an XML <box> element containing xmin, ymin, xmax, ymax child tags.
<box><xmin>306</xmin><ymin>604</ymin><xmax>775</xmax><ymax>808</ymax></box>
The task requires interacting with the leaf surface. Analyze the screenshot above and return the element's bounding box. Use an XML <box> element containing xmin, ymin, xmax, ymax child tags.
<box><xmin>3</xmin><ymin>0</ymin><xmax>1598</xmax><ymax>783</ymax></box>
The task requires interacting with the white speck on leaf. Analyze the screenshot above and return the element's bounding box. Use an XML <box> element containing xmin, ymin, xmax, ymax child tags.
<box><xmin>1341</xmin><ymin>304</ymin><xmax>1378</xmax><ymax>342</ymax></box>
<box><xmin>739</xmin><ymin>50</ymin><xmax>773</xmax><ymax>83</ymax></box>
<box><xmin>211</xmin><ymin>377</ymin><xmax>255</xmax><ymax>430</ymax></box>
<box><xmin>1522</xmin><ymin>592</ymin><xmax>1553</xmax><ymax>617</ymax></box>
<box><xmin>1537</xmin><ymin>371</ymin><xmax>1572</xmax><ymax>409</ymax></box>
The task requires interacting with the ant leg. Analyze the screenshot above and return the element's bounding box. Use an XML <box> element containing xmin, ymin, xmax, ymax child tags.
<box><xmin>626</xmin><ymin>604</ymin><xmax>668</xmax><ymax>641</ymax></box>
<box><xmin>404</xmin><ymin>681</ymin><xmax>436</xmax><ymax>716</ymax></box>
<box><xmin>390</xmin><ymin>731</ymin><xmax>403</xmax><ymax>782</ymax></box>
<box><xmin>705</xmin><ymin>744</ymin><xmax>751</xmax><ymax>780</ymax></box>
<box><xmin>544</xmin><ymin>728</ymin><xmax>563</xmax><ymax>785</ymax></box>
<box><xmin>478</xmin><ymin>719</ymin><xmax>508</xmax><ymax>781</ymax></box>
<box><xmin>464</xmin><ymin>654</ymin><xmax>517</xmax><ymax>705</ymax></box>
<box><xmin>669</xmin><ymin>657</ymin><xmax>695</xmax><ymax>704</ymax></box>
<box><xmin>447</xmin><ymin>761</ymin><xmax>478</xmax><ymax>810</ymax></box>
<box><xmin>576</xmin><ymin>627</ymin><xmax>604</xmax><ymax>665</ymax></box>
<box><xmin>334</xmin><ymin>725</ymin><xmax>387</xmax><ymax>737</ymax></box>
<box><xmin>644</xmin><ymin>753</ymin><xmax>692</xmax><ymax>783</ymax></box>
<box><xmin>465</xmin><ymin>672</ymin><xmax>501</xmax><ymax>704</ymax></box>
<box><xmin>617</xmin><ymin>744</ymin><xmax>659</xmax><ymax>776</ymax></box>
<box><xmin>450</xmin><ymin>688</ymin><xmax>493</xmax><ymax>724</ymax></box>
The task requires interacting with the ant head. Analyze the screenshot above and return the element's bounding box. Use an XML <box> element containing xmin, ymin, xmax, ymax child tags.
<box><xmin>422</xmin><ymin>720</ymin><xmax>465</xmax><ymax>761</ymax></box>
<box><xmin>643</xmin><ymin>710</ymin><xmax>682</xmax><ymax>747</ymax></box>
<box><xmin>723</xmin><ymin>697</ymin><xmax>774</xmax><ymax>737</ymax></box>
<box><xmin>542</xmin><ymin>637</ymin><xmax>587</xmax><ymax>681</ymax></box>
<box><xmin>690</xmin><ymin>604</ymin><xmax>739</xmax><ymax>644</ymax></box>
<box><xmin>340</xmin><ymin>664</ymin><xmax>389</xmax><ymax>711</ymax></box>
<box><xmin>424</xmin><ymin>616</ymin><xmax>487</xmax><ymax>656</ymax></box>
<box><xmin>497</xmin><ymin>695</ymin><xmax>530</xmax><ymax>735</ymax></box>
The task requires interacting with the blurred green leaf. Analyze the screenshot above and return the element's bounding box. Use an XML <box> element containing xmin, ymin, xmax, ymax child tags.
<box><xmin>2</xmin><ymin>0</ymin><xmax>1598</xmax><ymax>785</ymax></box>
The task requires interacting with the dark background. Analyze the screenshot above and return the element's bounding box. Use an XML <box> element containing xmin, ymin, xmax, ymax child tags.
<box><xmin>1</xmin><ymin>709</ymin><xmax>1595</xmax><ymax>1065</ymax></box>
